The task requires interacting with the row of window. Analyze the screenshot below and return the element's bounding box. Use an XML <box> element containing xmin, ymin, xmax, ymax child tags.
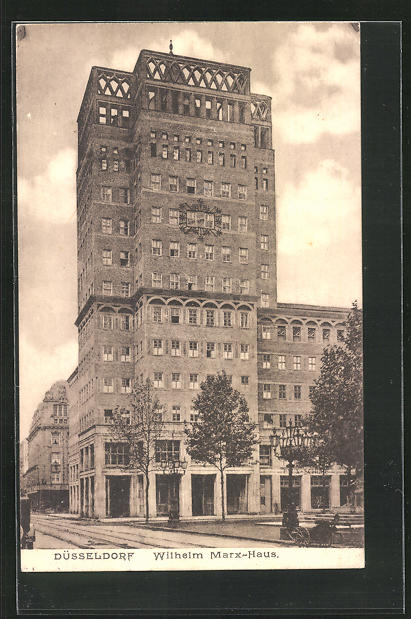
<box><xmin>52</xmin><ymin>403</ymin><xmax>68</xmax><ymax>417</ymax></box>
<box><xmin>259</xmin><ymin>413</ymin><xmax>304</xmax><ymax>428</ymax></box>
<box><xmin>151</xmin><ymin>240</ymin><xmax>252</xmax><ymax>263</ymax></box>
<box><xmin>150</xmin><ymin>142</ymin><xmax>248</xmax><ymax>169</ymax></box>
<box><xmin>260</xmin><ymin>354</ymin><xmax>317</xmax><ymax>371</ymax></box>
<box><xmin>98</xmin><ymin>102</ymin><xmax>130</xmax><ymax>127</ymax></box>
<box><xmin>101</xmin><ymin>218</ymin><xmax>130</xmax><ymax>235</ymax></box>
<box><xmin>150</xmin><ymin>131</ymin><xmax>249</xmax><ymax>153</ymax></box>
<box><xmin>101</xmin><ymin>249</ymin><xmax>131</xmax><ymax>267</ymax></box>
<box><xmin>148</xmin><ymin>305</ymin><xmax>252</xmax><ymax>327</ymax></box>
<box><xmin>261</xmin><ymin>384</ymin><xmax>314</xmax><ymax>400</ymax></box>
<box><xmin>150</xmin><ymin>339</ymin><xmax>251</xmax><ymax>358</ymax></box>
<box><xmin>261</xmin><ymin>324</ymin><xmax>345</xmax><ymax>343</ymax></box>
<box><xmin>149</xmin><ymin>175</ymin><xmax>269</xmax><ymax>196</ymax></box>
<box><xmin>149</xmin><ymin>204</ymin><xmax>270</xmax><ymax>224</ymax></box>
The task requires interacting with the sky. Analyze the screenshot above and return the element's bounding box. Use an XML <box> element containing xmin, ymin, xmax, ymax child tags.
<box><xmin>17</xmin><ymin>22</ymin><xmax>362</xmax><ymax>439</ymax></box>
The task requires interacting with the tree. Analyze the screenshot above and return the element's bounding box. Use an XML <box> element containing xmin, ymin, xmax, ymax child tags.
<box><xmin>184</xmin><ymin>372</ymin><xmax>258</xmax><ymax>521</ymax></box>
<box><xmin>308</xmin><ymin>301</ymin><xmax>363</xmax><ymax>506</ymax></box>
<box><xmin>110</xmin><ymin>378</ymin><xmax>165</xmax><ymax>522</ymax></box>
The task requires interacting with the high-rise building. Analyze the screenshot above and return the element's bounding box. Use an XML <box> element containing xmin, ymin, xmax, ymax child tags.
<box><xmin>69</xmin><ymin>48</ymin><xmax>348</xmax><ymax>519</ymax></box>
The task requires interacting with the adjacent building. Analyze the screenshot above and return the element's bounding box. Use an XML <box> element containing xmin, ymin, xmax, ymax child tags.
<box><xmin>69</xmin><ymin>47</ymin><xmax>349</xmax><ymax>519</ymax></box>
<box><xmin>24</xmin><ymin>381</ymin><xmax>70</xmax><ymax>511</ymax></box>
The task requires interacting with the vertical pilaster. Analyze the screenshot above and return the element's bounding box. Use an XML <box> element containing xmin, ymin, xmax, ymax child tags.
<box><xmin>330</xmin><ymin>474</ymin><xmax>340</xmax><ymax>508</ymax></box>
<box><xmin>180</xmin><ymin>472</ymin><xmax>191</xmax><ymax>518</ymax></box>
<box><xmin>301</xmin><ymin>473</ymin><xmax>311</xmax><ymax>512</ymax></box>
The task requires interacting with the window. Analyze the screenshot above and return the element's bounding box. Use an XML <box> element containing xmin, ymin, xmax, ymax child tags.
<box><xmin>189</xmin><ymin>341</ymin><xmax>199</xmax><ymax>357</ymax></box>
<box><xmin>239</xmin><ymin>279</ymin><xmax>250</xmax><ymax>294</ymax></box>
<box><xmin>207</xmin><ymin>151</ymin><xmax>213</xmax><ymax>165</ymax></box>
<box><xmin>322</xmin><ymin>328</ymin><xmax>330</xmax><ymax>342</ymax></box>
<box><xmin>279</xmin><ymin>385</ymin><xmax>286</xmax><ymax>399</ymax></box>
<box><xmin>223</xmin><ymin>343</ymin><xmax>233</xmax><ymax>359</ymax></box>
<box><xmin>216</xmin><ymin>99</ymin><xmax>223</xmax><ymax>120</ymax></box>
<box><xmin>121</xmin><ymin>378</ymin><xmax>132</xmax><ymax>393</ymax></box>
<box><xmin>279</xmin><ymin>414</ymin><xmax>287</xmax><ymax>428</ymax></box>
<box><xmin>105</xmin><ymin>442</ymin><xmax>129</xmax><ymax>466</ymax></box>
<box><xmin>162</xmin><ymin>145</ymin><xmax>168</xmax><ymax>159</ymax></box>
<box><xmin>255</xmin><ymin>177</ymin><xmax>259</xmax><ymax>190</ymax></box>
<box><xmin>119</xmin><ymin>219</ymin><xmax>129</xmax><ymax>235</ymax></box>
<box><xmin>221</xmin><ymin>182</ymin><xmax>231</xmax><ymax>198</ymax></box>
<box><xmin>152</xmin><ymin>239</ymin><xmax>162</xmax><ymax>256</ymax></box>
<box><xmin>196</xmin><ymin>150</ymin><xmax>202</xmax><ymax>163</ymax></box>
<box><xmin>293</xmin><ymin>356</ymin><xmax>301</xmax><ymax>370</ymax></box>
<box><xmin>184</xmin><ymin>135</ymin><xmax>191</xmax><ymax>143</ymax></box>
<box><xmin>218</xmin><ymin>152</ymin><xmax>225</xmax><ymax>166</ymax></box>
<box><xmin>120</xmin><ymin>314</ymin><xmax>131</xmax><ymax>331</ymax></box>
<box><xmin>171</xmin><ymin>373</ymin><xmax>181</xmax><ymax>389</ymax></box>
<box><xmin>222</xmin><ymin>277</ymin><xmax>232</xmax><ymax>293</ymax></box>
<box><xmin>263</xmin><ymin>167</ymin><xmax>268</xmax><ymax>174</ymax></box>
<box><xmin>223</xmin><ymin>311</ymin><xmax>233</xmax><ymax>327</ymax></box>
<box><xmin>194</xmin><ymin>96</ymin><xmax>201</xmax><ymax>116</ymax></box>
<box><xmin>173</xmin><ymin>146</ymin><xmax>180</xmax><ymax>161</ymax></box>
<box><xmin>206</xmin><ymin>309</ymin><xmax>215</xmax><ymax>327</ymax></box>
<box><xmin>185</xmin><ymin>148</ymin><xmax>191</xmax><ymax>162</ymax></box>
<box><xmin>230</xmin><ymin>154</ymin><xmax>236</xmax><ymax>168</ymax></box>
<box><xmin>190</xmin><ymin>411</ymin><xmax>199</xmax><ymax>422</ymax></box>
<box><xmin>262</xmin><ymin>179</ymin><xmax>268</xmax><ymax>191</ymax></box>
<box><xmin>308</xmin><ymin>357</ymin><xmax>316</xmax><ymax>371</ymax></box>
<box><xmin>309</xmin><ymin>386</ymin><xmax>315</xmax><ymax>398</ymax></box>
<box><xmin>171</xmin><ymin>340</ymin><xmax>181</xmax><ymax>357</ymax></box>
<box><xmin>238</xmin><ymin>185</ymin><xmax>247</xmax><ymax>200</ymax></box>
<box><xmin>169</xmin><ymin>208</ymin><xmax>179</xmax><ymax>226</ymax></box>
<box><xmin>278</xmin><ymin>355</ymin><xmax>286</xmax><ymax>370</ymax></box>
<box><xmin>240</xmin><ymin>344</ymin><xmax>249</xmax><ymax>360</ymax></box>
<box><xmin>121</xmin><ymin>282</ymin><xmax>130</xmax><ymax>297</ymax></box>
<box><xmin>263</xmin><ymin>384</ymin><xmax>271</xmax><ymax>399</ymax></box>
<box><xmin>170</xmin><ymin>308</ymin><xmax>180</xmax><ymax>324</ymax></box>
<box><xmin>240</xmin><ymin>312</ymin><xmax>249</xmax><ymax>328</ymax></box>
<box><xmin>262</xmin><ymin>354</ymin><xmax>271</xmax><ymax>369</ymax></box>
<box><xmin>294</xmin><ymin>385</ymin><xmax>302</xmax><ymax>400</ymax></box>
<box><xmin>260</xmin><ymin>205</ymin><xmax>268</xmax><ymax>220</ymax></box>
<box><xmin>170</xmin><ymin>273</ymin><xmax>180</xmax><ymax>289</ymax></box>
<box><xmin>172</xmin><ymin>407</ymin><xmax>181</xmax><ymax>422</ymax></box>
<box><xmin>186</xmin><ymin>178</ymin><xmax>196</xmax><ymax>194</ymax></box>
<box><xmin>168</xmin><ymin>241</ymin><xmax>179</xmax><ymax>258</ymax></box>
<box><xmin>187</xmin><ymin>243</ymin><xmax>197</xmax><ymax>259</ymax></box>
<box><xmin>113</xmin><ymin>159</ymin><xmax>119</xmax><ymax>172</ymax></box>
<box><xmin>51</xmin><ymin>473</ymin><xmax>60</xmax><ymax>484</ymax></box>
<box><xmin>277</xmin><ymin>325</ymin><xmax>286</xmax><ymax>340</ymax></box>
<box><xmin>153</xmin><ymin>372</ymin><xmax>163</xmax><ymax>388</ymax></box>
<box><xmin>239</xmin><ymin>247</ymin><xmax>249</xmax><ymax>264</ymax></box>
<box><xmin>203</xmin><ymin>180</ymin><xmax>213</xmax><ymax>197</ymax></box>
<box><xmin>292</xmin><ymin>326</ymin><xmax>301</xmax><ymax>342</ymax></box>
<box><xmin>337</xmin><ymin>329</ymin><xmax>345</xmax><ymax>341</ymax></box>
<box><xmin>189</xmin><ymin>374</ymin><xmax>199</xmax><ymax>389</ymax></box>
<box><xmin>260</xmin><ymin>235</ymin><xmax>269</xmax><ymax>250</ymax></box>
<box><xmin>308</xmin><ymin>327</ymin><xmax>316</xmax><ymax>341</ymax></box>
<box><xmin>150</xmin><ymin>142</ymin><xmax>157</xmax><ymax>157</ymax></box>
<box><xmin>261</xmin><ymin>264</ymin><xmax>269</xmax><ymax>279</ymax></box>
<box><xmin>169</xmin><ymin>176</ymin><xmax>178</xmax><ymax>192</ymax></box>
<box><xmin>103</xmin><ymin>345</ymin><xmax>113</xmax><ymax>362</ymax></box>
<box><xmin>241</xmin><ymin>376</ymin><xmax>249</xmax><ymax>387</ymax></box>
<box><xmin>261</xmin><ymin>293</ymin><xmax>269</xmax><ymax>308</ymax></box>
<box><xmin>205</xmin><ymin>98</ymin><xmax>212</xmax><ymax>118</ymax></box>
<box><xmin>51</xmin><ymin>431</ymin><xmax>60</xmax><ymax>445</ymax></box>
<box><xmin>103</xmin><ymin>378</ymin><xmax>113</xmax><ymax>393</ymax></box>
<box><xmin>188</xmin><ymin>308</ymin><xmax>198</xmax><ymax>325</ymax></box>
<box><xmin>100</xmin><ymin>249</ymin><xmax>112</xmax><ymax>268</ymax></box>
<box><xmin>205</xmin><ymin>276</ymin><xmax>215</xmax><ymax>292</ymax></box>
<box><xmin>104</xmin><ymin>409</ymin><xmax>113</xmax><ymax>424</ymax></box>
<box><xmin>183</xmin><ymin>95</ymin><xmax>190</xmax><ymax>115</ymax></box>
<box><xmin>101</xmin><ymin>186</ymin><xmax>112</xmax><ymax>202</ymax></box>
<box><xmin>222</xmin><ymin>215</ymin><xmax>231</xmax><ymax>231</ymax></box>
<box><xmin>102</xmin><ymin>313</ymin><xmax>113</xmax><ymax>329</ymax></box>
<box><xmin>295</xmin><ymin>414</ymin><xmax>303</xmax><ymax>426</ymax></box>
<box><xmin>102</xmin><ymin>281</ymin><xmax>113</xmax><ymax>296</ymax></box>
<box><xmin>262</xmin><ymin>326</ymin><xmax>271</xmax><ymax>340</ymax></box>
<box><xmin>153</xmin><ymin>339</ymin><xmax>163</xmax><ymax>355</ymax></box>
<box><xmin>151</xmin><ymin>173</ymin><xmax>161</xmax><ymax>191</ymax></box>
<box><xmin>240</xmin><ymin>155</ymin><xmax>247</xmax><ymax>169</ymax></box>
<box><xmin>155</xmin><ymin>440</ymin><xmax>180</xmax><ymax>462</ymax></box>
<box><xmin>120</xmin><ymin>251</ymin><xmax>130</xmax><ymax>267</ymax></box>
<box><xmin>205</xmin><ymin>244</ymin><xmax>214</xmax><ymax>260</ymax></box>
<box><xmin>152</xmin><ymin>306</ymin><xmax>162</xmax><ymax>323</ymax></box>
<box><xmin>260</xmin><ymin>444</ymin><xmax>271</xmax><ymax>466</ymax></box>
<box><xmin>241</xmin><ymin>143</ymin><xmax>246</xmax><ymax>151</ymax></box>
<box><xmin>101</xmin><ymin>218</ymin><xmax>112</xmax><ymax>234</ymax></box>
<box><xmin>120</xmin><ymin>347</ymin><xmax>131</xmax><ymax>362</ymax></box>
<box><xmin>206</xmin><ymin>342</ymin><xmax>216</xmax><ymax>358</ymax></box>
<box><xmin>222</xmin><ymin>246</ymin><xmax>231</xmax><ymax>262</ymax></box>
<box><xmin>152</xmin><ymin>272</ymin><xmax>162</xmax><ymax>287</ymax></box>
<box><xmin>238</xmin><ymin>216</ymin><xmax>248</xmax><ymax>232</ymax></box>
<box><xmin>149</xmin><ymin>206</ymin><xmax>161</xmax><ymax>224</ymax></box>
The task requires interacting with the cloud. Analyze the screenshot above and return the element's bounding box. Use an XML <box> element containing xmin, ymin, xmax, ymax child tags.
<box><xmin>18</xmin><ymin>148</ymin><xmax>77</xmax><ymax>225</ymax></box>
<box><xmin>266</xmin><ymin>24</ymin><xmax>360</xmax><ymax>143</ymax></box>
<box><xmin>276</xmin><ymin>158</ymin><xmax>362</xmax><ymax>306</ymax></box>
<box><xmin>19</xmin><ymin>334</ymin><xmax>78</xmax><ymax>440</ymax></box>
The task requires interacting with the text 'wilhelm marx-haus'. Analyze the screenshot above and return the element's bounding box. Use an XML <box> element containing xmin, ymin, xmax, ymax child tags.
<box><xmin>69</xmin><ymin>47</ymin><xmax>349</xmax><ymax>519</ymax></box>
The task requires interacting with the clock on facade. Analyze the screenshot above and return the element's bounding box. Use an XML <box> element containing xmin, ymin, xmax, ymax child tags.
<box><xmin>178</xmin><ymin>199</ymin><xmax>222</xmax><ymax>239</ymax></box>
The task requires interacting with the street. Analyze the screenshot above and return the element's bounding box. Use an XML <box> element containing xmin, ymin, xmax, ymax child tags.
<box><xmin>31</xmin><ymin>514</ymin><xmax>282</xmax><ymax>550</ymax></box>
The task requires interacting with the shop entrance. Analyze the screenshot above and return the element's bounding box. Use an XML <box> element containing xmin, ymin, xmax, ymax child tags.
<box><xmin>156</xmin><ymin>475</ymin><xmax>180</xmax><ymax>517</ymax></box>
<box><xmin>106</xmin><ymin>475</ymin><xmax>130</xmax><ymax>517</ymax></box>
<box><xmin>260</xmin><ymin>475</ymin><xmax>272</xmax><ymax>513</ymax></box>
<box><xmin>280</xmin><ymin>475</ymin><xmax>301</xmax><ymax>511</ymax></box>
<box><xmin>311</xmin><ymin>475</ymin><xmax>331</xmax><ymax>509</ymax></box>
<box><xmin>191</xmin><ymin>475</ymin><xmax>215</xmax><ymax>516</ymax></box>
<box><xmin>226</xmin><ymin>474</ymin><xmax>248</xmax><ymax>514</ymax></box>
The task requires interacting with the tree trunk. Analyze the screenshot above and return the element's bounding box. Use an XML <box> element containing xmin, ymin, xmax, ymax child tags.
<box><xmin>220</xmin><ymin>469</ymin><xmax>225</xmax><ymax>521</ymax></box>
<box><xmin>145</xmin><ymin>474</ymin><xmax>150</xmax><ymax>523</ymax></box>
<box><xmin>288</xmin><ymin>461</ymin><xmax>293</xmax><ymax>510</ymax></box>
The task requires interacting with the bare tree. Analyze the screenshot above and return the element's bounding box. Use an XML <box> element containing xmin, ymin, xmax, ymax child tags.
<box><xmin>110</xmin><ymin>378</ymin><xmax>165</xmax><ymax>522</ymax></box>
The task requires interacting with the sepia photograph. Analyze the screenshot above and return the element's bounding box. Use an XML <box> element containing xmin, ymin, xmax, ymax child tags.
<box><xmin>17</xmin><ymin>21</ymin><xmax>364</xmax><ymax>572</ymax></box>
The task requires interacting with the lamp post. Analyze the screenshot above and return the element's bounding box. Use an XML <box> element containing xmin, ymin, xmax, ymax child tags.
<box><xmin>159</xmin><ymin>458</ymin><xmax>188</xmax><ymax>522</ymax></box>
<box><xmin>271</xmin><ymin>420</ymin><xmax>314</xmax><ymax>511</ymax></box>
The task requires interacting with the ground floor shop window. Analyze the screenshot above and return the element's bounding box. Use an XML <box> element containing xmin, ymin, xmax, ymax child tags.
<box><xmin>280</xmin><ymin>475</ymin><xmax>301</xmax><ymax>511</ymax></box>
<box><xmin>191</xmin><ymin>474</ymin><xmax>215</xmax><ymax>516</ymax></box>
<box><xmin>105</xmin><ymin>475</ymin><xmax>130</xmax><ymax>518</ymax></box>
<box><xmin>227</xmin><ymin>474</ymin><xmax>249</xmax><ymax>514</ymax></box>
<box><xmin>156</xmin><ymin>474</ymin><xmax>180</xmax><ymax>517</ymax></box>
<box><xmin>311</xmin><ymin>475</ymin><xmax>331</xmax><ymax>509</ymax></box>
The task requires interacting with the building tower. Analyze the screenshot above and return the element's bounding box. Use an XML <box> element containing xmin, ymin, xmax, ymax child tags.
<box><xmin>71</xmin><ymin>47</ymin><xmax>349</xmax><ymax>519</ymax></box>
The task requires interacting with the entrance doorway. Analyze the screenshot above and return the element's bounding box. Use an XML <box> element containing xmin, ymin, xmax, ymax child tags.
<box><xmin>226</xmin><ymin>474</ymin><xmax>248</xmax><ymax>514</ymax></box>
<box><xmin>192</xmin><ymin>475</ymin><xmax>215</xmax><ymax>516</ymax></box>
<box><xmin>280</xmin><ymin>475</ymin><xmax>301</xmax><ymax>511</ymax></box>
<box><xmin>260</xmin><ymin>475</ymin><xmax>272</xmax><ymax>513</ymax></box>
<box><xmin>156</xmin><ymin>475</ymin><xmax>180</xmax><ymax>517</ymax></box>
<box><xmin>311</xmin><ymin>475</ymin><xmax>331</xmax><ymax>509</ymax></box>
<box><xmin>106</xmin><ymin>476</ymin><xmax>130</xmax><ymax>517</ymax></box>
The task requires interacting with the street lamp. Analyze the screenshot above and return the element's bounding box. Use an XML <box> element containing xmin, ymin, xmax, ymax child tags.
<box><xmin>270</xmin><ymin>420</ymin><xmax>314</xmax><ymax>510</ymax></box>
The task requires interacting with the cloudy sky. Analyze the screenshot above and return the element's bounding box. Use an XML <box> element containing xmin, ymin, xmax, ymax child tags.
<box><xmin>17</xmin><ymin>22</ymin><xmax>362</xmax><ymax>439</ymax></box>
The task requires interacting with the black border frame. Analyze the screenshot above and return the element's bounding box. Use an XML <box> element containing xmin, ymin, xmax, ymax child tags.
<box><xmin>1</xmin><ymin>8</ymin><xmax>404</xmax><ymax>617</ymax></box>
